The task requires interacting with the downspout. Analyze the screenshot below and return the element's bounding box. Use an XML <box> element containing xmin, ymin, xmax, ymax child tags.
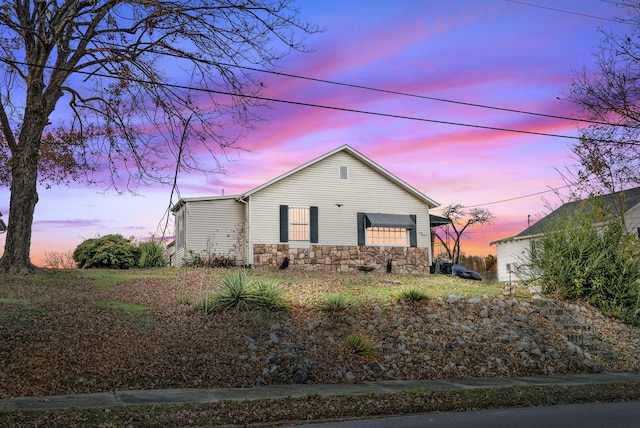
<box><xmin>237</xmin><ymin>195</ymin><xmax>250</xmax><ymax>267</ymax></box>
<box><xmin>427</xmin><ymin>210</ymin><xmax>434</xmax><ymax>272</ymax></box>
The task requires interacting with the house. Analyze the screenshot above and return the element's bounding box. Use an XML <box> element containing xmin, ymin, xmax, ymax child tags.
<box><xmin>169</xmin><ymin>145</ymin><xmax>441</xmax><ymax>273</ymax></box>
<box><xmin>491</xmin><ymin>187</ymin><xmax>640</xmax><ymax>282</ymax></box>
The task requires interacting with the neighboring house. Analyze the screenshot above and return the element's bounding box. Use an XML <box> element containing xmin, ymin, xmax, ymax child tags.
<box><xmin>169</xmin><ymin>145</ymin><xmax>441</xmax><ymax>274</ymax></box>
<box><xmin>491</xmin><ymin>187</ymin><xmax>640</xmax><ymax>283</ymax></box>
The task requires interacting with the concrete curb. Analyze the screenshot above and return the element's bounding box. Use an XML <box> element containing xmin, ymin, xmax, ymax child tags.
<box><xmin>2</xmin><ymin>372</ymin><xmax>640</xmax><ymax>412</ymax></box>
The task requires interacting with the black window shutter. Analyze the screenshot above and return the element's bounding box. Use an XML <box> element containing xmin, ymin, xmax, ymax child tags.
<box><xmin>357</xmin><ymin>212</ymin><xmax>365</xmax><ymax>246</ymax></box>
<box><xmin>280</xmin><ymin>205</ymin><xmax>288</xmax><ymax>242</ymax></box>
<box><xmin>310</xmin><ymin>206</ymin><xmax>319</xmax><ymax>243</ymax></box>
<box><xmin>409</xmin><ymin>214</ymin><xmax>417</xmax><ymax>247</ymax></box>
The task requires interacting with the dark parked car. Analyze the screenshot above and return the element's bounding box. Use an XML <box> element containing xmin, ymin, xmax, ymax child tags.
<box><xmin>451</xmin><ymin>264</ymin><xmax>482</xmax><ymax>281</ymax></box>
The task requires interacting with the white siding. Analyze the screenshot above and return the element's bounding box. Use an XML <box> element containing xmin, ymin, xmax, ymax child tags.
<box><xmin>247</xmin><ymin>151</ymin><xmax>432</xmax><ymax>258</ymax></box>
<box><xmin>625</xmin><ymin>203</ymin><xmax>640</xmax><ymax>237</ymax></box>
<box><xmin>178</xmin><ymin>198</ymin><xmax>246</xmax><ymax>266</ymax></box>
<box><xmin>495</xmin><ymin>238</ymin><xmax>533</xmax><ymax>282</ymax></box>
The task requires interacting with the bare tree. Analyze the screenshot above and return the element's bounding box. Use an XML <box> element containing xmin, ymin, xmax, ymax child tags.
<box><xmin>0</xmin><ymin>1</ymin><xmax>319</xmax><ymax>274</ymax></box>
<box><xmin>432</xmin><ymin>203</ymin><xmax>494</xmax><ymax>265</ymax></box>
<box><xmin>565</xmin><ymin>1</ymin><xmax>640</xmax><ymax>196</ymax></box>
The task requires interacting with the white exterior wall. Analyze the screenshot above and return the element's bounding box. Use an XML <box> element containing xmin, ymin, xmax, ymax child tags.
<box><xmin>174</xmin><ymin>198</ymin><xmax>245</xmax><ymax>266</ymax></box>
<box><xmin>246</xmin><ymin>151</ymin><xmax>432</xmax><ymax>262</ymax></box>
<box><xmin>494</xmin><ymin>238</ymin><xmax>533</xmax><ymax>283</ymax></box>
<box><xmin>625</xmin><ymin>204</ymin><xmax>640</xmax><ymax>237</ymax></box>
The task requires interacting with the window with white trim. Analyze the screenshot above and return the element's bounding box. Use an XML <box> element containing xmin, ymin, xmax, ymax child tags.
<box><xmin>289</xmin><ymin>207</ymin><xmax>309</xmax><ymax>241</ymax></box>
<box><xmin>366</xmin><ymin>227</ymin><xmax>409</xmax><ymax>246</ymax></box>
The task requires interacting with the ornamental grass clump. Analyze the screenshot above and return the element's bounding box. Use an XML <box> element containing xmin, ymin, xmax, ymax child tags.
<box><xmin>343</xmin><ymin>333</ymin><xmax>376</xmax><ymax>357</ymax></box>
<box><xmin>197</xmin><ymin>270</ymin><xmax>290</xmax><ymax>313</ymax></box>
<box><xmin>399</xmin><ymin>287</ymin><xmax>428</xmax><ymax>303</ymax></box>
<box><xmin>318</xmin><ymin>293</ymin><xmax>354</xmax><ymax>314</ymax></box>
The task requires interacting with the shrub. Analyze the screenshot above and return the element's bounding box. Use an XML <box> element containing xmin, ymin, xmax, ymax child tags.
<box><xmin>399</xmin><ymin>287</ymin><xmax>428</xmax><ymax>303</ymax></box>
<box><xmin>73</xmin><ymin>234</ymin><xmax>137</xmax><ymax>269</ymax></box>
<box><xmin>198</xmin><ymin>270</ymin><xmax>289</xmax><ymax>313</ymax></box>
<box><xmin>184</xmin><ymin>250</ymin><xmax>236</xmax><ymax>268</ymax></box>
<box><xmin>138</xmin><ymin>240</ymin><xmax>165</xmax><ymax>268</ymax></box>
<box><xmin>528</xmin><ymin>199</ymin><xmax>640</xmax><ymax>325</ymax></box>
<box><xmin>343</xmin><ymin>333</ymin><xmax>375</xmax><ymax>357</ymax></box>
<box><xmin>42</xmin><ymin>250</ymin><xmax>76</xmax><ymax>269</ymax></box>
<box><xmin>318</xmin><ymin>293</ymin><xmax>354</xmax><ymax>314</ymax></box>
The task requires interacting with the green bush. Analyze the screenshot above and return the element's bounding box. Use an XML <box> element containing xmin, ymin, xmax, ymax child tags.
<box><xmin>529</xmin><ymin>200</ymin><xmax>640</xmax><ymax>325</ymax></box>
<box><xmin>73</xmin><ymin>234</ymin><xmax>137</xmax><ymax>269</ymax></box>
<box><xmin>138</xmin><ymin>240</ymin><xmax>165</xmax><ymax>268</ymax></box>
<box><xmin>198</xmin><ymin>270</ymin><xmax>289</xmax><ymax>313</ymax></box>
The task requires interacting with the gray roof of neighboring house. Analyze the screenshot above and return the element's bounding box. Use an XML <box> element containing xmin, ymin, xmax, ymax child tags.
<box><xmin>491</xmin><ymin>186</ymin><xmax>640</xmax><ymax>245</ymax></box>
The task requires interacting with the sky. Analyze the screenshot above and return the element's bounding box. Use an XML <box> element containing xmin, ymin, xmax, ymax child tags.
<box><xmin>0</xmin><ymin>0</ymin><xmax>630</xmax><ymax>266</ymax></box>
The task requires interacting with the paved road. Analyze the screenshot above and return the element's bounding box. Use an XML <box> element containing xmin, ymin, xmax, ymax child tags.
<box><xmin>285</xmin><ymin>401</ymin><xmax>640</xmax><ymax>428</ymax></box>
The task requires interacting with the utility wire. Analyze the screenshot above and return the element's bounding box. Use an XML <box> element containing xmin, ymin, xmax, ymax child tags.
<box><xmin>461</xmin><ymin>184</ymin><xmax>572</xmax><ymax>208</ymax></box>
<box><xmin>506</xmin><ymin>0</ymin><xmax>629</xmax><ymax>23</ymax></box>
<box><xmin>187</xmin><ymin>59</ymin><xmax>609</xmax><ymax>126</ymax></box>
<box><xmin>0</xmin><ymin>25</ymin><xmax>617</xmax><ymax>128</ymax></box>
<box><xmin>0</xmin><ymin>58</ymin><xmax>601</xmax><ymax>142</ymax></box>
<box><xmin>135</xmin><ymin>47</ymin><xmax>614</xmax><ymax>127</ymax></box>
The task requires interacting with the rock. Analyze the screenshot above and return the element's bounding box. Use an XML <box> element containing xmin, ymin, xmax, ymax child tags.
<box><xmin>274</xmin><ymin>373</ymin><xmax>289</xmax><ymax>383</ymax></box>
<box><xmin>267</xmin><ymin>356</ymin><xmax>281</xmax><ymax>365</ymax></box>
<box><xmin>292</xmin><ymin>364</ymin><xmax>310</xmax><ymax>383</ymax></box>
<box><xmin>448</xmin><ymin>295</ymin><xmax>462</xmax><ymax>304</ymax></box>
<box><xmin>307</xmin><ymin>321</ymin><xmax>321</xmax><ymax>330</ymax></box>
<box><xmin>370</xmin><ymin>362</ymin><xmax>385</xmax><ymax>371</ymax></box>
<box><xmin>269</xmin><ymin>333</ymin><xmax>279</xmax><ymax>344</ymax></box>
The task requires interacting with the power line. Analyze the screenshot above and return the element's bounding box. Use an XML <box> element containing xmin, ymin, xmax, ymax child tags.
<box><xmin>0</xmin><ymin>26</ymin><xmax>617</xmax><ymax>128</ymax></box>
<box><xmin>204</xmin><ymin>61</ymin><xmax>611</xmax><ymax>126</ymax></box>
<box><xmin>0</xmin><ymin>58</ymin><xmax>597</xmax><ymax>142</ymax></box>
<box><xmin>461</xmin><ymin>184</ymin><xmax>572</xmax><ymax>208</ymax></box>
<box><xmin>506</xmin><ymin>0</ymin><xmax>629</xmax><ymax>23</ymax></box>
<box><xmin>138</xmin><ymin>46</ymin><xmax>615</xmax><ymax>128</ymax></box>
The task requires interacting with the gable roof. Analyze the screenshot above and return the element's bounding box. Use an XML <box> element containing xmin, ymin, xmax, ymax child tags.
<box><xmin>238</xmin><ymin>145</ymin><xmax>439</xmax><ymax>208</ymax></box>
<box><xmin>491</xmin><ymin>186</ymin><xmax>640</xmax><ymax>245</ymax></box>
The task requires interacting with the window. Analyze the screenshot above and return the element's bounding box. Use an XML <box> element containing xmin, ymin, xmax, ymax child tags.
<box><xmin>357</xmin><ymin>212</ymin><xmax>417</xmax><ymax>247</ymax></box>
<box><xmin>280</xmin><ymin>205</ymin><xmax>318</xmax><ymax>243</ymax></box>
<box><xmin>289</xmin><ymin>207</ymin><xmax>309</xmax><ymax>241</ymax></box>
<box><xmin>366</xmin><ymin>227</ymin><xmax>408</xmax><ymax>246</ymax></box>
<box><xmin>339</xmin><ymin>166</ymin><xmax>348</xmax><ymax>180</ymax></box>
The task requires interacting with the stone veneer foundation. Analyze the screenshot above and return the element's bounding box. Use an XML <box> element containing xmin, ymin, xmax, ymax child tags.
<box><xmin>253</xmin><ymin>244</ymin><xmax>430</xmax><ymax>274</ymax></box>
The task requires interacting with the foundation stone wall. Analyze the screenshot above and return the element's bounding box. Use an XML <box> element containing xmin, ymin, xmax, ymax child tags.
<box><xmin>253</xmin><ymin>244</ymin><xmax>430</xmax><ymax>274</ymax></box>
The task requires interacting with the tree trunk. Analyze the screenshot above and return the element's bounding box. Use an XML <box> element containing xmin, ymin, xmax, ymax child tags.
<box><xmin>0</xmin><ymin>119</ymin><xmax>44</xmax><ymax>274</ymax></box>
